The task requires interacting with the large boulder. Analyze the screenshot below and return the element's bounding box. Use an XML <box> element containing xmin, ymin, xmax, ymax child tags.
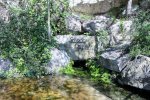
<box><xmin>82</xmin><ymin>16</ymin><xmax>133</xmax><ymax>48</ymax></box>
<box><xmin>0</xmin><ymin>58</ymin><xmax>21</xmax><ymax>78</ymax></box>
<box><xmin>69</xmin><ymin>0</ymin><xmax>99</xmax><ymax>7</ymax></box>
<box><xmin>0</xmin><ymin>0</ymin><xmax>20</xmax><ymax>6</ymax></box>
<box><xmin>120</xmin><ymin>55</ymin><xmax>150</xmax><ymax>90</ymax></box>
<box><xmin>100</xmin><ymin>51</ymin><xmax>150</xmax><ymax>90</ymax></box>
<box><xmin>109</xmin><ymin>20</ymin><xmax>133</xmax><ymax>46</ymax></box>
<box><xmin>0</xmin><ymin>0</ymin><xmax>20</xmax><ymax>20</ymax></box>
<box><xmin>45</xmin><ymin>48</ymin><xmax>71</xmax><ymax>74</ymax></box>
<box><xmin>100</xmin><ymin>49</ymin><xmax>130</xmax><ymax>72</ymax></box>
<box><xmin>140</xmin><ymin>0</ymin><xmax>150</xmax><ymax>10</ymax></box>
<box><xmin>69</xmin><ymin>0</ymin><xmax>139</xmax><ymax>15</ymax></box>
<box><xmin>66</xmin><ymin>15</ymin><xmax>82</xmax><ymax>34</ymax></box>
<box><xmin>0</xmin><ymin>2</ymin><xmax>9</xmax><ymax>21</ymax></box>
<box><xmin>55</xmin><ymin>35</ymin><xmax>96</xmax><ymax>60</ymax></box>
<box><xmin>0</xmin><ymin>58</ymin><xmax>11</xmax><ymax>73</ymax></box>
<box><xmin>82</xmin><ymin>16</ymin><xmax>111</xmax><ymax>34</ymax></box>
<box><xmin>0</xmin><ymin>48</ymin><xmax>71</xmax><ymax>76</ymax></box>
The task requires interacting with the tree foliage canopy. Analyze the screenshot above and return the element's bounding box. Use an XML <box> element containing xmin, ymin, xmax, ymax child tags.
<box><xmin>0</xmin><ymin>0</ymin><xmax>68</xmax><ymax>77</ymax></box>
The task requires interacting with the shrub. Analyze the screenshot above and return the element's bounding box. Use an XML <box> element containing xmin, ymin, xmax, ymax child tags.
<box><xmin>86</xmin><ymin>59</ymin><xmax>111</xmax><ymax>84</ymax></box>
<box><xmin>60</xmin><ymin>59</ymin><xmax>111</xmax><ymax>85</ymax></box>
<box><xmin>60</xmin><ymin>61</ymin><xmax>75</xmax><ymax>75</ymax></box>
<box><xmin>129</xmin><ymin>10</ymin><xmax>150</xmax><ymax>57</ymax></box>
<box><xmin>0</xmin><ymin>0</ymin><xmax>68</xmax><ymax>77</ymax></box>
<box><xmin>49</xmin><ymin>0</ymin><xmax>69</xmax><ymax>35</ymax></box>
<box><xmin>60</xmin><ymin>61</ymin><xmax>87</xmax><ymax>77</ymax></box>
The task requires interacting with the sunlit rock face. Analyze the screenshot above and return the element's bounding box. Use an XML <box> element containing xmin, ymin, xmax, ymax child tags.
<box><xmin>82</xmin><ymin>16</ymin><xmax>111</xmax><ymax>34</ymax></box>
<box><xmin>66</xmin><ymin>15</ymin><xmax>82</xmax><ymax>33</ymax></box>
<box><xmin>69</xmin><ymin>0</ymin><xmax>138</xmax><ymax>15</ymax></box>
<box><xmin>69</xmin><ymin>0</ymin><xmax>124</xmax><ymax>14</ymax></box>
<box><xmin>0</xmin><ymin>2</ymin><xmax>9</xmax><ymax>21</ymax></box>
<box><xmin>0</xmin><ymin>0</ymin><xmax>20</xmax><ymax>21</ymax></box>
<box><xmin>100</xmin><ymin>49</ymin><xmax>130</xmax><ymax>72</ymax></box>
<box><xmin>46</xmin><ymin>48</ymin><xmax>71</xmax><ymax>74</ymax></box>
<box><xmin>100</xmin><ymin>52</ymin><xmax>150</xmax><ymax>90</ymax></box>
<box><xmin>109</xmin><ymin>20</ymin><xmax>133</xmax><ymax>46</ymax></box>
<box><xmin>0</xmin><ymin>58</ymin><xmax>11</xmax><ymax>72</ymax></box>
<box><xmin>0</xmin><ymin>58</ymin><xmax>21</xmax><ymax>78</ymax></box>
<box><xmin>55</xmin><ymin>35</ymin><xmax>96</xmax><ymax>60</ymax></box>
<box><xmin>81</xmin><ymin>16</ymin><xmax>133</xmax><ymax>47</ymax></box>
<box><xmin>0</xmin><ymin>49</ymin><xmax>70</xmax><ymax>76</ymax></box>
<box><xmin>0</xmin><ymin>0</ymin><xmax>20</xmax><ymax>6</ymax></box>
<box><xmin>120</xmin><ymin>55</ymin><xmax>150</xmax><ymax>90</ymax></box>
<box><xmin>140</xmin><ymin>0</ymin><xmax>150</xmax><ymax>9</ymax></box>
<box><xmin>69</xmin><ymin>0</ymin><xmax>100</xmax><ymax>7</ymax></box>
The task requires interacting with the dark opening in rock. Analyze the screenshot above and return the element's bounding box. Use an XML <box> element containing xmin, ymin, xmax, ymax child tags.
<box><xmin>73</xmin><ymin>60</ymin><xmax>87</xmax><ymax>69</ymax></box>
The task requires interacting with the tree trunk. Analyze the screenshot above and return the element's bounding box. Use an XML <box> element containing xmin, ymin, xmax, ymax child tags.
<box><xmin>47</xmin><ymin>0</ymin><xmax>52</xmax><ymax>39</ymax></box>
<box><xmin>126</xmin><ymin>0</ymin><xmax>133</xmax><ymax>17</ymax></box>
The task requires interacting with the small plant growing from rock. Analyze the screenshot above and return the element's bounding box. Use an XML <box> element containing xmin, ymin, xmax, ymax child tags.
<box><xmin>86</xmin><ymin>59</ymin><xmax>111</xmax><ymax>85</ymax></box>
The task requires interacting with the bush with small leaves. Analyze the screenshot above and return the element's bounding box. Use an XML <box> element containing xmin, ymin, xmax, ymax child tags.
<box><xmin>0</xmin><ymin>0</ymin><xmax>69</xmax><ymax>77</ymax></box>
<box><xmin>129</xmin><ymin>10</ymin><xmax>150</xmax><ymax>57</ymax></box>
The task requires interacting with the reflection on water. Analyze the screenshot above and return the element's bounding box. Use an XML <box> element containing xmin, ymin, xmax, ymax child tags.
<box><xmin>0</xmin><ymin>75</ymin><xmax>110</xmax><ymax>100</ymax></box>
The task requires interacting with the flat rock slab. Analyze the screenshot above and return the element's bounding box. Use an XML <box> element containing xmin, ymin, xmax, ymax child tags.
<box><xmin>69</xmin><ymin>0</ymin><xmax>139</xmax><ymax>15</ymax></box>
<box><xmin>55</xmin><ymin>35</ymin><xmax>96</xmax><ymax>60</ymax></box>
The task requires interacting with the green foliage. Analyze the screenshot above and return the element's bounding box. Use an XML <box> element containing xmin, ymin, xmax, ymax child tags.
<box><xmin>86</xmin><ymin>60</ymin><xmax>111</xmax><ymax>84</ymax></box>
<box><xmin>96</xmin><ymin>29</ymin><xmax>108</xmax><ymax>38</ymax></box>
<box><xmin>79</xmin><ymin>14</ymin><xmax>93</xmax><ymax>20</ymax></box>
<box><xmin>61</xmin><ymin>60</ymin><xmax>111</xmax><ymax>85</ymax></box>
<box><xmin>129</xmin><ymin>10</ymin><xmax>150</xmax><ymax>57</ymax></box>
<box><xmin>60</xmin><ymin>61</ymin><xmax>75</xmax><ymax>75</ymax></box>
<box><xmin>60</xmin><ymin>61</ymin><xmax>87</xmax><ymax>77</ymax></box>
<box><xmin>119</xmin><ymin>19</ymin><xmax>126</xmax><ymax>40</ymax></box>
<box><xmin>0</xmin><ymin>0</ymin><xmax>68</xmax><ymax>77</ymax></box>
<box><xmin>108</xmin><ymin>7</ymin><xmax>121</xmax><ymax>17</ymax></box>
<box><xmin>96</xmin><ymin>30</ymin><xmax>109</xmax><ymax>49</ymax></box>
<box><xmin>50</xmin><ymin>0</ymin><xmax>69</xmax><ymax>35</ymax></box>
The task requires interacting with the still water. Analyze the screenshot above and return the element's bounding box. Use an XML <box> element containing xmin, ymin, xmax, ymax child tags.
<box><xmin>0</xmin><ymin>75</ymin><xmax>110</xmax><ymax>100</ymax></box>
<box><xmin>0</xmin><ymin>75</ymin><xmax>148</xmax><ymax>100</ymax></box>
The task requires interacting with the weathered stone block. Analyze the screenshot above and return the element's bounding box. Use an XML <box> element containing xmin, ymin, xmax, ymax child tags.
<box><xmin>66</xmin><ymin>15</ymin><xmax>82</xmax><ymax>33</ymax></box>
<box><xmin>100</xmin><ymin>49</ymin><xmax>130</xmax><ymax>72</ymax></box>
<box><xmin>55</xmin><ymin>35</ymin><xmax>96</xmax><ymax>60</ymax></box>
<box><xmin>120</xmin><ymin>55</ymin><xmax>150</xmax><ymax>90</ymax></box>
<box><xmin>82</xmin><ymin>16</ymin><xmax>111</xmax><ymax>34</ymax></box>
<box><xmin>109</xmin><ymin>20</ymin><xmax>133</xmax><ymax>46</ymax></box>
<box><xmin>0</xmin><ymin>0</ymin><xmax>20</xmax><ymax>21</ymax></box>
<box><xmin>46</xmin><ymin>48</ymin><xmax>71</xmax><ymax>74</ymax></box>
<box><xmin>69</xmin><ymin>0</ymin><xmax>139</xmax><ymax>15</ymax></box>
